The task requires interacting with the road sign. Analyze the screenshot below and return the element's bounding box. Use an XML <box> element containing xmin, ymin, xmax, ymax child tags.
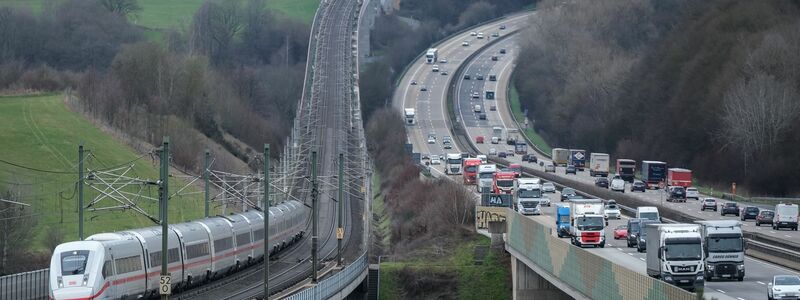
<box><xmin>159</xmin><ymin>275</ymin><xmax>171</xmax><ymax>295</ymax></box>
<box><xmin>336</xmin><ymin>227</ymin><xmax>344</xmax><ymax>240</ymax></box>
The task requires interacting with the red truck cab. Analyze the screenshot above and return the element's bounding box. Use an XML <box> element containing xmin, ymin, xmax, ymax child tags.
<box><xmin>493</xmin><ymin>171</ymin><xmax>516</xmax><ymax>194</ymax></box>
<box><xmin>667</xmin><ymin>168</ymin><xmax>692</xmax><ymax>187</ymax></box>
<box><xmin>475</xmin><ymin>136</ymin><xmax>485</xmax><ymax>144</ymax></box>
<box><xmin>462</xmin><ymin>158</ymin><xmax>482</xmax><ymax>184</ymax></box>
<box><xmin>508</xmin><ymin>164</ymin><xmax>522</xmax><ymax>178</ymax></box>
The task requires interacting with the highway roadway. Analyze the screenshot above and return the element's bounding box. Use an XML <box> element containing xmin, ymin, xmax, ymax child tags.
<box><xmin>392</xmin><ymin>11</ymin><xmax>798</xmax><ymax>300</ymax></box>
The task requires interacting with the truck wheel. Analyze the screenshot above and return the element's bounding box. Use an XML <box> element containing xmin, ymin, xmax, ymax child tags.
<box><xmin>706</xmin><ymin>275</ymin><xmax>711</xmax><ymax>282</ymax></box>
<box><xmin>738</xmin><ymin>276</ymin><xmax>744</xmax><ymax>281</ymax></box>
<box><xmin>599</xmin><ymin>242</ymin><xmax>605</xmax><ymax>248</ymax></box>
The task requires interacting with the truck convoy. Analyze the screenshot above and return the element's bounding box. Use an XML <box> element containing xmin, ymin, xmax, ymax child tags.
<box><xmin>404</xmin><ymin>108</ymin><xmax>415</xmax><ymax>125</ymax></box>
<box><xmin>569</xmin><ymin>149</ymin><xmax>587</xmax><ymax>171</ymax></box>
<box><xmin>695</xmin><ymin>220</ymin><xmax>745</xmax><ymax>281</ymax></box>
<box><xmin>667</xmin><ymin>168</ymin><xmax>692</xmax><ymax>187</ymax></box>
<box><xmin>552</xmin><ymin>148</ymin><xmax>570</xmax><ymax>166</ymax></box>
<box><xmin>589</xmin><ymin>153</ymin><xmax>610</xmax><ymax>177</ymax></box>
<box><xmin>616</xmin><ymin>159</ymin><xmax>636</xmax><ymax>182</ymax></box>
<box><xmin>569</xmin><ymin>199</ymin><xmax>606</xmax><ymax>248</ymax></box>
<box><xmin>477</xmin><ymin>164</ymin><xmax>497</xmax><ymax>193</ymax></box>
<box><xmin>462</xmin><ymin>158</ymin><xmax>482</xmax><ymax>184</ymax></box>
<box><xmin>645</xmin><ymin>224</ymin><xmax>705</xmax><ymax>292</ymax></box>
<box><xmin>515</xmin><ymin>183</ymin><xmax>545</xmax><ymax>215</ymax></box>
<box><xmin>493</xmin><ymin>171</ymin><xmax>516</xmax><ymax>194</ymax></box>
<box><xmin>445</xmin><ymin>153</ymin><xmax>463</xmax><ymax>175</ymax></box>
<box><xmin>641</xmin><ymin>160</ymin><xmax>667</xmax><ymax>189</ymax></box>
<box><xmin>556</xmin><ymin>204</ymin><xmax>571</xmax><ymax>238</ymax></box>
<box><xmin>425</xmin><ymin>48</ymin><xmax>438</xmax><ymax>64</ymax></box>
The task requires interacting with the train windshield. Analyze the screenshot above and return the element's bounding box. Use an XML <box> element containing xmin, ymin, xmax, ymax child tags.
<box><xmin>61</xmin><ymin>250</ymin><xmax>90</xmax><ymax>275</ymax></box>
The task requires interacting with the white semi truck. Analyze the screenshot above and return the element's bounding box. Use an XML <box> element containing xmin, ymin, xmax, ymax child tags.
<box><xmin>515</xmin><ymin>183</ymin><xmax>544</xmax><ymax>215</ymax></box>
<box><xmin>445</xmin><ymin>153</ymin><xmax>463</xmax><ymax>175</ymax></box>
<box><xmin>696</xmin><ymin>220</ymin><xmax>745</xmax><ymax>281</ymax></box>
<box><xmin>569</xmin><ymin>199</ymin><xmax>606</xmax><ymax>248</ymax></box>
<box><xmin>477</xmin><ymin>164</ymin><xmax>497</xmax><ymax>193</ymax></box>
<box><xmin>645</xmin><ymin>224</ymin><xmax>705</xmax><ymax>292</ymax></box>
<box><xmin>404</xmin><ymin>108</ymin><xmax>415</xmax><ymax>125</ymax></box>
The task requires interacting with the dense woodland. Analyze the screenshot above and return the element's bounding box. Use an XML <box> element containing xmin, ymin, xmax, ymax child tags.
<box><xmin>0</xmin><ymin>0</ymin><xmax>309</xmax><ymax>172</ymax></box>
<box><xmin>515</xmin><ymin>0</ymin><xmax>800</xmax><ymax>195</ymax></box>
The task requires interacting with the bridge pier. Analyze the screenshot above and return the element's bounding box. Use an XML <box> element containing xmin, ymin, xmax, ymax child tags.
<box><xmin>512</xmin><ymin>256</ymin><xmax>572</xmax><ymax>300</ymax></box>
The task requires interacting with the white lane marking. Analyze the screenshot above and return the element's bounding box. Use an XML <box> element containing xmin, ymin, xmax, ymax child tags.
<box><xmin>757</xmin><ymin>281</ymin><xmax>765</xmax><ymax>285</ymax></box>
<box><xmin>716</xmin><ymin>289</ymin><xmax>726</xmax><ymax>294</ymax></box>
<box><xmin>616</xmin><ymin>248</ymin><xmax>623</xmax><ymax>251</ymax></box>
<box><xmin>627</xmin><ymin>253</ymin><xmax>633</xmax><ymax>256</ymax></box>
<box><xmin>736</xmin><ymin>298</ymin><xmax>745</xmax><ymax>300</ymax></box>
<box><xmin>786</xmin><ymin>235</ymin><xmax>792</xmax><ymax>238</ymax></box>
<box><xmin>638</xmin><ymin>258</ymin><xmax>645</xmax><ymax>261</ymax></box>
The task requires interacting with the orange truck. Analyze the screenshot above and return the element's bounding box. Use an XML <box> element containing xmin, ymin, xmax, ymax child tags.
<box><xmin>493</xmin><ymin>171</ymin><xmax>516</xmax><ymax>194</ymax></box>
<box><xmin>462</xmin><ymin>158</ymin><xmax>482</xmax><ymax>184</ymax></box>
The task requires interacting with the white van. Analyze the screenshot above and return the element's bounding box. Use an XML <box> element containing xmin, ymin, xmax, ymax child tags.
<box><xmin>636</xmin><ymin>206</ymin><xmax>660</xmax><ymax>222</ymax></box>
<box><xmin>473</xmin><ymin>105</ymin><xmax>482</xmax><ymax>112</ymax></box>
<box><xmin>432</xmin><ymin>64</ymin><xmax>439</xmax><ymax>72</ymax></box>
<box><xmin>774</xmin><ymin>203</ymin><xmax>799</xmax><ymax>230</ymax></box>
<box><xmin>476</xmin><ymin>154</ymin><xmax>488</xmax><ymax>164</ymax></box>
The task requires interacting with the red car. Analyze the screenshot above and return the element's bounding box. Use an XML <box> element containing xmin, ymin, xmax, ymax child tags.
<box><xmin>613</xmin><ymin>224</ymin><xmax>628</xmax><ymax>240</ymax></box>
<box><xmin>476</xmin><ymin>136</ymin><xmax>485</xmax><ymax>144</ymax></box>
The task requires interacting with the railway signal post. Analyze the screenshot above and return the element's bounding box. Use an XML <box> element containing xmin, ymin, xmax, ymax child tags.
<box><xmin>264</xmin><ymin>144</ymin><xmax>270</xmax><ymax>298</ymax></box>
<box><xmin>337</xmin><ymin>153</ymin><xmax>344</xmax><ymax>266</ymax></box>
<box><xmin>204</xmin><ymin>149</ymin><xmax>210</xmax><ymax>218</ymax></box>
<box><xmin>78</xmin><ymin>143</ymin><xmax>85</xmax><ymax>240</ymax></box>
<box><xmin>311</xmin><ymin>151</ymin><xmax>319</xmax><ymax>283</ymax></box>
<box><xmin>159</xmin><ymin>137</ymin><xmax>170</xmax><ymax>300</ymax></box>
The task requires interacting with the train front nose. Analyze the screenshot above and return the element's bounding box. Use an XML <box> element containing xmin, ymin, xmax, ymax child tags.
<box><xmin>52</xmin><ymin>286</ymin><xmax>94</xmax><ymax>300</ymax></box>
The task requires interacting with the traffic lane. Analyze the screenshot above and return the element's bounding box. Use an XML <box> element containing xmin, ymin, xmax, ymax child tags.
<box><xmin>458</xmin><ymin>40</ymin><xmax>518</xmax><ymax>128</ymax></box>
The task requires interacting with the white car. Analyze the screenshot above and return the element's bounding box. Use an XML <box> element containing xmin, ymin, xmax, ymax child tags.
<box><xmin>473</xmin><ymin>105</ymin><xmax>482</xmax><ymax>112</ymax></box>
<box><xmin>539</xmin><ymin>197</ymin><xmax>551</xmax><ymax>207</ymax></box>
<box><xmin>542</xmin><ymin>182</ymin><xmax>556</xmax><ymax>193</ymax></box>
<box><xmin>462</xmin><ymin>41</ymin><xmax>470</xmax><ymax>47</ymax></box>
<box><xmin>470</xmin><ymin>31</ymin><xmax>477</xmax><ymax>36</ymax></box>
<box><xmin>686</xmin><ymin>187</ymin><xmax>699</xmax><ymax>200</ymax></box>
<box><xmin>477</xmin><ymin>32</ymin><xmax>484</xmax><ymax>39</ymax></box>
<box><xmin>604</xmin><ymin>204</ymin><xmax>621</xmax><ymax>220</ymax></box>
<box><xmin>472</xmin><ymin>92</ymin><xmax>480</xmax><ymax>98</ymax></box>
<box><xmin>768</xmin><ymin>275</ymin><xmax>800</xmax><ymax>300</ymax></box>
<box><xmin>610</xmin><ymin>177</ymin><xmax>626</xmax><ymax>193</ymax></box>
<box><xmin>439</xmin><ymin>58</ymin><xmax>448</xmax><ymax>63</ymax></box>
<box><xmin>427</xmin><ymin>136</ymin><xmax>436</xmax><ymax>144</ymax></box>
<box><xmin>430</xmin><ymin>155</ymin><xmax>441</xmax><ymax>165</ymax></box>
<box><xmin>477</xmin><ymin>154</ymin><xmax>488</xmax><ymax>164</ymax></box>
<box><xmin>488</xmin><ymin>148</ymin><xmax>497</xmax><ymax>155</ymax></box>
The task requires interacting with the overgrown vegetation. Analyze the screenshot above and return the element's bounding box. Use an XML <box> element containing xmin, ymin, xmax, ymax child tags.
<box><xmin>378</xmin><ymin>237</ymin><xmax>510</xmax><ymax>300</ymax></box>
<box><xmin>515</xmin><ymin>0</ymin><xmax>800</xmax><ymax>195</ymax></box>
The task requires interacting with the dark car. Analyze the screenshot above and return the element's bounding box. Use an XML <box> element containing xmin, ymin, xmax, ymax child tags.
<box><xmin>464</xmin><ymin>74</ymin><xmax>471</xmax><ymax>80</ymax></box>
<box><xmin>637</xmin><ymin>220</ymin><xmax>660</xmax><ymax>252</ymax></box>
<box><xmin>595</xmin><ymin>177</ymin><xmax>609</xmax><ymax>188</ymax></box>
<box><xmin>701</xmin><ymin>198</ymin><xmax>717</xmax><ymax>211</ymax></box>
<box><xmin>476</xmin><ymin>74</ymin><xmax>484</xmax><ymax>80</ymax></box>
<box><xmin>741</xmin><ymin>206</ymin><xmax>759</xmax><ymax>221</ymax></box>
<box><xmin>721</xmin><ymin>202</ymin><xmax>740</xmax><ymax>216</ymax></box>
<box><xmin>626</xmin><ymin>218</ymin><xmax>643</xmax><ymax>248</ymax></box>
<box><xmin>478</xmin><ymin>113</ymin><xmax>487</xmax><ymax>120</ymax></box>
<box><xmin>667</xmin><ymin>186</ymin><xmax>687</xmax><ymax>202</ymax></box>
<box><xmin>756</xmin><ymin>210</ymin><xmax>774</xmax><ymax>226</ymax></box>
<box><xmin>521</xmin><ymin>154</ymin><xmax>537</xmax><ymax>163</ymax></box>
<box><xmin>631</xmin><ymin>180</ymin><xmax>646</xmax><ymax>192</ymax></box>
<box><xmin>498</xmin><ymin>152</ymin><xmax>507</xmax><ymax>158</ymax></box>
<box><xmin>491</xmin><ymin>55</ymin><xmax>498</xmax><ymax>61</ymax></box>
<box><xmin>565</xmin><ymin>164</ymin><xmax>577</xmax><ymax>175</ymax></box>
<box><xmin>499</xmin><ymin>48</ymin><xmax>507</xmax><ymax>54</ymax></box>
<box><xmin>561</xmin><ymin>188</ymin><xmax>577</xmax><ymax>202</ymax></box>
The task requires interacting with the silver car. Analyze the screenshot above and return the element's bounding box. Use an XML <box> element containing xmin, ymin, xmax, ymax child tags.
<box><xmin>604</xmin><ymin>204</ymin><xmax>621</xmax><ymax>220</ymax></box>
<box><xmin>542</xmin><ymin>182</ymin><xmax>556</xmax><ymax>193</ymax></box>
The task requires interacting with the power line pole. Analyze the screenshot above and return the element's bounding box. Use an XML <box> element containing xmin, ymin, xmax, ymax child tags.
<box><xmin>78</xmin><ymin>143</ymin><xmax>84</xmax><ymax>240</ymax></box>
<box><xmin>204</xmin><ymin>149</ymin><xmax>210</xmax><ymax>218</ymax></box>
<box><xmin>311</xmin><ymin>151</ymin><xmax>318</xmax><ymax>283</ymax></box>
<box><xmin>160</xmin><ymin>137</ymin><xmax>170</xmax><ymax>300</ymax></box>
<box><xmin>337</xmin><ymin>153</ymin><xmax>344</xmax><ymax>266</ymax></box>
<box><xmin>263</xmin><ymin>144</ymin><xmax>270</xmax><ymax>299</ymax></box>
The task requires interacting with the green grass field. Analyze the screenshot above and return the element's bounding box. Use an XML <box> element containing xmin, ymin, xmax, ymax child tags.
<box><xmin>2</xmin><ymin>0</ymin><xmax>320</xmax><ymax>27</ymax></box>
<box><xmin>0</xmin><ymin>94</ymin><xmax>207</xmax><ymax>251</ymax></box>
<box><xmin>379</xmin><ymin>237</ymin><xmax>510</xmax><ymax>300</ymax></box>
<box><xmin>508</xmin><ymin>84</ymin><xmax>553</xmax><ymax>155</ymax></box>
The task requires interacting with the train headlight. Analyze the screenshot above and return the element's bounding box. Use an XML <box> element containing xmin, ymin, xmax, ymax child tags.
<box><xmin>57</xmin><ymin>276</ymin><xmax>64</xmax><ymax>288</ymax></box>
<box><xmin>82</xmin><ymin>274</ymin><xmax>89</xmax><ymax>286</ymax></box>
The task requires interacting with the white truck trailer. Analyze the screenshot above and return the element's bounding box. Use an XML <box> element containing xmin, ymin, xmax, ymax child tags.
<box><xmin>589</xmin><ymin>153</ymin><xmax>610</xmax><ymax>177</ymax></box>
<box><xmin>569</xmin><ymin>199</ymin><xmax>606</xmax><ymax>248</ymax></box>
<box><xmin>404</xmin><ymin>108</ymin><xmax>415</xmax><ymax>125</ymax></box>
<box><xmin>645</xmin><ymin>224</ymin><xmax>705</xmax><ymax>292</ymax></box>
<box><xmin>695</xmin><ymin>220</ymin><xmax>745</xmax><ymax>281</ymax></box>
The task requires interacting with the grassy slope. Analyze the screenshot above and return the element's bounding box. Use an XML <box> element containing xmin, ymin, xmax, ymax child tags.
<box><xmin>508</xmin><ymin>84</ymin><xmax>552</xmax><ymax>155</ymax></box>
<box><xmin>379</xmin><ymin>237</ymin><xmax>510</xmax><ymax>300</ymax></box>
<box><xmin>2</xmin><ymin>0</ymin><xmax>321</xmax><ymax>27</ymax></box>
<box><xmin>0</xmin><ymin>94</ymin><xmax>206</xmax><ymax>250</ymax></box>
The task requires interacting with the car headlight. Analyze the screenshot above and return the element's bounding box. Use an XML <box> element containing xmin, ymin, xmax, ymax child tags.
<box><xmin>737</xmin><ymin>264</ymin><xmax>744</xmax><ymax>270</ymax></box>
<box><xmin>696</xmin><ymin>275</ymin><xmax>704</xmax><ymax>281</ymax></box>
<box><xmin>707</xmin><ymin>264</ymin><xmax>714</xmax><ymax>270</ymax></box>
<box><xmin>630</xmin><ymin>234</ymin><xmax>636</xmax><ymax>238</ymax></box>
<box><xmin>663</xmin><ymin>275</ymin><xmax>673</xmax><ymax>282</ymax></box>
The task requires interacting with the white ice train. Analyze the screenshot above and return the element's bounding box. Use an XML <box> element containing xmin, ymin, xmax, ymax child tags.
<box><xmin>49</xmin><ymin>200</ymin><xmax>307</xmax><ymax>300</ymax></box>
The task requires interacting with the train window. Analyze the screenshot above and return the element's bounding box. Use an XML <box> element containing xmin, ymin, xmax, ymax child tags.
<box><xmin>101</xmin><ymin>260</ymin><xmax>114</xmax><ymax>279</ymax></box>
<box><xmin>186</xmin><ymin>242</ymin><xmax>210</xmax><ymax>259</ymax></box>
<box><xmin>114</xmin><ymin>255</ymin><xmax>142</xmax><ymax>274</ymax></box>
<box><xmin>149</xmin><ymin>248</ymin><xmax>180</xmax><ymax>267</ymax></box>
<box><xmin>253</xmin><ymin>229</ymin><xmax>265</xmax><ymax>241</ymax></box>
<box><xmin>214</xmin><ymin>237</ymin><xmax>233</xmax><ymax>252</ymax></box>
<box><xmin>61</xmin><ymin>250</ymin><xmax>90</xmax><ymax>275</ymax></box>
<box><xmin>236</xmin><ymin>233</ymin><xmax>251</xmax><ymax>247</ymax></box>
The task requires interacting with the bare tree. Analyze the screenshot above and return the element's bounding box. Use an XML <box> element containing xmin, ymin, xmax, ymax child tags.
<box><xmin>719</xmin><ymin>73</ymin><xmax>799</xmax><ymax>159</ymax></box>
<box><xmin>98</xmin><ymin>0</ymin><xmax>141</xmax><ymax>18</ymax></box>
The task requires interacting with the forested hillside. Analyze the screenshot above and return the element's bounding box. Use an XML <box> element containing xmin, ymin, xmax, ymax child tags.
<box><xmin>515</xmin><ymin>0</ymin><xmax>800</xmax><ymax>195</ymax></box>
